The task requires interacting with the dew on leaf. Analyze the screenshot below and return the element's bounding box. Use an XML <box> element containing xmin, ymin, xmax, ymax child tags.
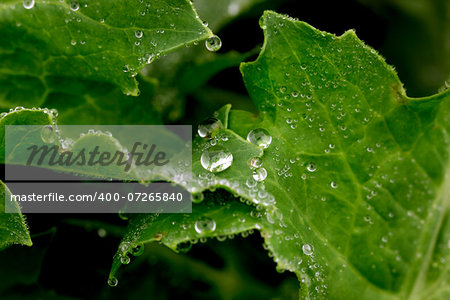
<box><xmin>191</xmin><ymin>192</ymin><xmax>205</xmax><ymax>204</ymax></box>
<box><xmin>249</xmin><ymin>157</ymin><xmax>263</xmax><ymax>169</ymax></box>
<box><xmin>135</xmin><ymin>30</ymin><xmax>143</xmax><ymax>38</ymax></box>
<box><xmin>108</xmin><ymin>276</ymin><xmax>118</xmax><ymax>287</ymax></box>
<box><xmin>194</xmin><ymin>217</ymin><xmax>216</xmax><ymax>234</ymax></box>
<box><xmin>302</xmin><ymin>244</ymin><xmax>314</xmax><ymax>255</ymax></box>
<box><xmin>205</xmin><ymin>35</ymin><xmax>222</xmax><ymax>52</ymax></box>
<box><xmin>70</xmin><ymin>1</ymin><xmax>80</xmax><ymax>11</ymax></box>
<box><xmin>200</xmin><ymin>146</ymin><xmax>233</xmax><ymax>173</ymax></box>
<box><xmin>253</xmin><ymin>167</ymin><xmax>267</xmax><ymax>182</ymax></box>
<box><xmin>198</xmin><ymin>118</ymin><xmax>223</xmax><ymax>138</ymax></box>
<box><xmin>247</xmin><ymin>128</ymin><xmax>272</xmax><ymax>149</ymax></box>
<box><xmin>120</xmin><ymin>255</ymin><xmax>130</xmax><ymax>264</ymax></box>
<box><xmin>40</xmin><ymin>125</ymin><xmax>57</xmax><ymax>144</ymax></box>
<box><xmin>23</xmin><ymin>0</ymin><xmax>35</xmax><ymax>9</ymax></box>
<box><xmin>306</xmin><ymin>162</ymin><xmax>316</xmax><ymax>172</ymax></box>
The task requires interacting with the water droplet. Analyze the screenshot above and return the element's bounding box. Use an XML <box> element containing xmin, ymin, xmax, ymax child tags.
<box><xmin>135</xmin><ymin>30</ymin><xmax>143</xmax><ymax>38</ymax></box>
<box><xmin>176</xmin><ymin>241</ymin><xmax>192</xmax><ymax>253</ymax></box>
<box><xmin>23</xmin><ymin>0</ymin><xmax>35</xmax><ymax>9</ymax></box>
<box><xmin>120</xmin><ymin>255</ymin><xmax>130</xmax><ymax>264</ymax></box>
<box><xmin>205</xmin><ymin>35</ymin><xmax>222</xmax><ymax>52</ymax></box>
<box><xmin>249</xmin><ymin>157</ymin><xmax>263</xmax><ymax>169</ymax></box>
<box><xmin>246</xmin><ymin>178</ymin><xmax>257</xmax><ymax>188</ymax></box>
<box><xmin>40</xmin><ymin>125</ymin><xmax>56</xmax><ymax>144</ymax></box>
<box><xmin>302</xmin><ymin>244</ymin><xmax>314</xmax><ymax>255</ymax></box>
<box><xmin>191</xmin><ymin>192</ymin><xmax>204</xmax><ymax>204</ymax></box>
<box><xmin>253</xmin><ymin>167</ymin><xmax>267</xmax><ymax>182</ymax></box>
<box><xmin>198</xmin><ymin>118</ymin><xmax>223</xmax><ymax>138</ymax></box>
<box><xmin>130</xmin><ymin>244</ymin><xmax>144</xmax><ymax>256</ymax></box>
<box><xmin>194</xmin><ymin>217</ymin><xmax>216</xmax><ymax>234</ymax></box>
<box><xmin>108</xmin><ymin>277</ymin><xmax>118</xmax><ymax>287</ymax></box>
<box><xmin>247</xmin><ymin>128</ymin><xmax>272</xmax><ymax>149</ymax></box>
<box><xmin>330</xmin><ymin>181</ymin><xmax>338</xmax><ymax>189</ymax></box>
<box><xmin>200</xmin><ymin>146</ymin><xmax>233</xmax><ymax>173</ymax></box>
<box><xmin>306</xmin><ymin>162</ymin><xmax>316</xmax><ymax>172</ymax></box>
<box><xmin>70</xmin><ymin>1</ymin><xmax>79</xmax><ymax>11</ymax></box>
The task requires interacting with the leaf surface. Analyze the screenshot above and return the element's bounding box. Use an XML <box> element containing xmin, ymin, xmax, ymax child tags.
<box><xmin>0</xmin><ymin>0</ymin><xmax>213</xmax><ymax>100</ymax></box>
<box><xmin>112</xmin><ymin>11</ymin><xmax>450</xmax><ymax>299</ymax></box>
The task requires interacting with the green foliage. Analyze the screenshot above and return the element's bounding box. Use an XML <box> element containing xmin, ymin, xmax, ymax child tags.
<box><xmin>0</xmin><ymin>180</ymin><xmax>32</xmax><ymax>250</ymax></box>
<box><xmin>112</xmin><ymin>11</ymin><xmax>450</xmax><ymax>299</ymax></box>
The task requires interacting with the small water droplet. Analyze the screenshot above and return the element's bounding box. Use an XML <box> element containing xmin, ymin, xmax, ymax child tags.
<box><xmin>205</xmin><ymin>35</ymin><xmax>222</xmax><ymax>52</ymax></box>
<box><xmin>200</xmin><ymin>146</ymin><xmax>233</xmax><ymax>173</ymax></box>
<box><xmin>302</xmin><ymin>244</ymin><xmax>313</xmax><ymax>255</ymax></box>
<box><xmin>253</xmin><ymin>167</ymin><xmax>267</xmax><ymax>182</ymax></box>
<box><xmin>198</xmin><ymin>118</ymin><xmax>223</xmax><ymax>138</ymax></box>
<box><xmin>40</xmin><ymin>125</ymin><xmax>56</xmax><ymax>144</ymax></box>
<box><xmin>120</xmin><ymin>255</ymin><xmax>130</xmax><ymax>264</ymax></box>
<box><xmin>130</xmin><ymin>244</ymin><xmax>144</xmax><ymax>256</ymax></box>
<box><xmin>306</xmin><ymin>162</ymin><xmax>316</xmax><ymax>172</ymax></box>
<box><xmin>191</xmin><ymin>192</ymin><xmax>205</xmax><ymax>204</ymax></box>
<box><xmin>249</xmin><ymin>157</ymin><xmax>263</xmax><ymax>169</ymax></box>
<box><xmin>330</xmin><ymin>181</ymin><xmax>338</xmax><ymax>189</ymax></box>
<box><xmin>23</xmin><ymin>0</ymin><xmax>35</xmax><ymax>9</ymax></box>
<box><xmin>194</xmin><ymin>217</ymin><xmax>216</xmax><ymax>234</ymax></box>
<box><xmin>70</xmin><ymin>1</ymin><xmax>79</xmax><ymax>11</ymax></box>
<box><xmin>108</xmin><ymin>277</ymin><xmax>118</xmax><ymax>287</ymax></box>
<box><xmin>135</xmin><ymin>30</ymin><xmax>143</xmax><ymax>38</ymax></box>
<box><xmin>247</xmin><ymin>128</ymin><xmax>272</xmax><ymax>149</ymax></box>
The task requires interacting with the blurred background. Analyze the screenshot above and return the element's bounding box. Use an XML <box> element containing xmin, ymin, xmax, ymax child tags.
<box><xmin>1</xmin><ymin>0</ymin><xmax>448</xmax><ymax>299</ymax></box>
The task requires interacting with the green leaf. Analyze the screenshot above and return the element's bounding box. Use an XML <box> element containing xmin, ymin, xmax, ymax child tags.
<box><xmin>112</xmin><ymin>11</ymin><xmax>450</xmax><ymax>299</ymax></box>
<box><xmin>0</xmin><ymin>180</ymin><xmax>32</xmax><ymax>250</ymax></box>
<box><xmin>0</xmin><ymin>0</ymin><xmax>213</xmax><ymax>100</ymax></box>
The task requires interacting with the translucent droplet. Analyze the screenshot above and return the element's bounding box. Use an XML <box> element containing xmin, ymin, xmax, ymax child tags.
<box><xmin>135</xmin><ymin>30</ymin><xmax>143</xmax><ymax>38</ymax></box>
<box><xmin>307</xmin><ymin>162</ymin><xmax>316</xmax><ymax>172</ymax></box>
<box><xmin>246</xmin><ymin>178</ymin><xmax>257</xmax><ymax>188</ymax></box>
<box><xmin>40</xmin><ymin>125</ymin><xmax>56</xmax><ymax>144</ymax></box>
<box><xmin>249</xmin><ymin>157</ymin><xmax>263</xmax><ymax>169</ymax></box>
<box><xmin>253</xmin><ymin>167</ymin><xmax>267</xmax><ymax>182</ymax></box>
<box><xmin>23</xmin><ymin>0</ymin><xmax>35</xmax><ymax>9</ymax></box>
<box><xmin>70</xmin><ymin>1</ymin><xmax>79</xmax><ymax>11</ymax></box>
<box><xmin>120</xmin><ymin>255</ymin><xmax>130</xmax><ymax>264</ymax></box>
<box><xmin>194</xmin><ymin>217</ymin><xmax>216</xmax><ymax>234</ymax></box>
<box><xmin>302</xmin><ymin>244</ymin><xmax>313</xmax><ymax>255</ymax></box>
<box><xmin>247</xmin><ymin>128</ymin><xmax>272</xmax><ymax>149</ymax></box>
<box><xmin>205</xmin><ymin>35</ymin><xmax>222</xmax><ymax>52</ymax></box>
<box><xmin>331</xmin><ymin>181</ymin><xmax>338</xmax><ymax>189</ymax></box>
<box><xmin>130</xmin><ymin>244</ymin><xmax>144</xmax><ymax>256</ymax></box>
<box><xmin>191</xmin><ymin>192</ymin><xmax>205</xmax><ymax>204</ymax></box>
<box><xmin>176</xmin><ymin>241</ymin><xmax>192</xmax><ymax>253</ymax></box>
<box><xmin>108</xmin><ymin>277</ymin><xmax>118</xmax><ymax>287</ymax></box>
<box><xmin>200</xmin><ymin>146</ymin><xmax>233</xmax><ymax>173</ymax></box>
<box><xmin>198</xmin><ymin>118</ymin><xmax>223</xmax><ymax>138</ymax></box>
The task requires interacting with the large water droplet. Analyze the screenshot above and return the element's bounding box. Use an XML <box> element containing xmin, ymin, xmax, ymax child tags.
<box><xmin>302</xmin><ymin>244</ymin><xmax>313</xmax><ymax>255</ymax></box>
<box><xmin>198</xmin><ymin>118</ymin><xmax>223</xmax><ymax>138</ymax></box>
<box><xmin>253</xmin><ymin>167</ymin><xmax>267</xmax><ymax>182</ymax></box>
<box><xmin>194</xmin><ymin>217</ymin><xmax>216</xmax><ymax>234</ymax></box>
<box><xmin>176</xmin><ymin>241</ymin><xmax>192</xmax><ymax>253</ymax></box>
<box><xmin>23</xmin><ymin>0</ymin><xmax>35</xmax><ymax>9</ymax></box>
<box><xmin>200</xmin><ymin>146</ymin><xmax>233</xmax><ymax>173</ymax></box>
<box><xmin>247</xmin><ymin>128</ymin><xmax>272</xmax><ymax>149</ymax></box>
<box><xmin>108</xmin><ymin>277</ymin><xmax>118</xmax><ymax>287</ymax></box>
<box><xmin>205</xmin><ymin>35</ymin><xmax>222</xmax><ymax>52</ymax></box>
<box><xmin>40</xmin><ymin>125</ymin><xmax>56</xmax><ymax>144</ymax></box>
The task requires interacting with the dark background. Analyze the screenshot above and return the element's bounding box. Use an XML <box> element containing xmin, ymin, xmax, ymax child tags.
<box><xmin>1</xmin><ymin>0</ymin><xmax>448</xmax><ymax>299</ymax></box>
